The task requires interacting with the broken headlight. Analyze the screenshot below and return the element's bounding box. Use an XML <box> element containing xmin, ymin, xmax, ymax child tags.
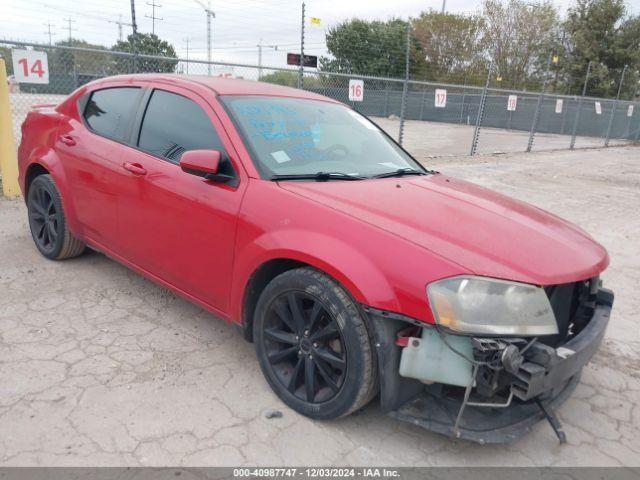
<box><xmin>427</xmin><ymin>276</ymin><xmax>558</xmax><ymax>336</ymax></box>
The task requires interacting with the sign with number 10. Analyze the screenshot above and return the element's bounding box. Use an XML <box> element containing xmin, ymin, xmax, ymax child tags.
<box><xmin>12</xmin><ymin>49</ymin><xmax>49</xmax><ymax>84</ymax></box>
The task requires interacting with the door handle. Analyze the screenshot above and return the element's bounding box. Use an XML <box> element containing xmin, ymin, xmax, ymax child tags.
<box><xmin>122</xmin><ymin>162</ymin><xmax>147</xmax><ymax>176</ymax></box>
<box><xmin>59</xmin><ymin>134</ymin><xmax>76</xmax><ymax>146</ymax></box>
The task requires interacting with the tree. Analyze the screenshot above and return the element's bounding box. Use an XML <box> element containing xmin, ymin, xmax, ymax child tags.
<box><xmin>258</xmin><ymin>70</ymin><xmax>326</xmax><ymax>89</ymax></box>
<box><xmin>0</xmin><ymin>46</ymin><xmax>13</xmax><ymax>75</ymax></box>
<box><xmin>482</xmin><ymin>0</ymin><xmax>559</xmax><ymax>89</ymax></box>
<box><xmin>259</xmin><ymin>70</ymin><xmax>298</xmax><ymax>87</ymax></box>
<box><xmin>111</xmin><ymin>33</ymin><xmax>178</xmax><ymax>73</ymax></box>
<box><xmin>411</xmin><ymin>11</ymin><xmax>486</xmax><ymax>83</ymax></box>
<box><xmin>320</xmin><ymin>18</ymin><xmax>425</xmax><ymax>78</ymax></box>
<box><xmin>561</xmin><ymin>0</ymin><xmax>640</xmax><ymax>98</ymax></box>
<box><xmin>49</xmin><ymin>39</ymin><xmax>110</xmax><ymax>78</ymax></box>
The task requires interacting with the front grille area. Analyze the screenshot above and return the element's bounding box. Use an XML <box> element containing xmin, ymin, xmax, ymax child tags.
<box><xmin>543</xmin><ymin>276</ymin><xmax>599</xmax><ymax>347</ymax></box>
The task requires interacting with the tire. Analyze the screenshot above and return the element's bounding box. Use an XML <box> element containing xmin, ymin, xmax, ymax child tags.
<box><xmin>27</xmin><ymin>174</ymin><xmax>85</xmax><ymax>260</ymax></box>
<box><xmin>254</xmin><ymin>267</ymin><xmax>378</xmax><ymax>420</ymax></box>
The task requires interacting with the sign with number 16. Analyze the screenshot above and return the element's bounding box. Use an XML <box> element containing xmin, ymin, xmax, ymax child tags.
<box><xmin>348</xmin><ymin>79</ymin><xmax>364</xmax><ymax>102</ymax></box>
<box><xmin>11</xmin><ymin>49</ymin><xmax>49</xmax><ymax>84</ymax></box>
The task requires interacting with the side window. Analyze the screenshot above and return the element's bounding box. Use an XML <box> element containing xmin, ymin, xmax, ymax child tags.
<box><xmin>83</xmin><ymin>87</ymin><xmax>141</xmax><ymax>141</ymax></box>
<box><xmin>138</xmin><ymin>89</ymin><xmax>225</xmax><ymax>162</ymax></box>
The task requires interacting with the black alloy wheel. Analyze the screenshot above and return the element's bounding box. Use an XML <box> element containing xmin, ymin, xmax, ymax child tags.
<box><xmin>27</xmin><ymin>174</ymin><xmax>85</xmax><ymax>260</ymax></box>
<box><xmin>263</xmin><ymin>291</ymin><xmax>347</xmax><ymax>404</ymax></box>
<box><xmin>28</xmin><ymin>180</ymin><xmax>60</xmax><ymax>255</ymax></box>
<box><xmin>254</xmin><ymin>267</ymin><xmax>377</xmax><ymax>420</ymax></box>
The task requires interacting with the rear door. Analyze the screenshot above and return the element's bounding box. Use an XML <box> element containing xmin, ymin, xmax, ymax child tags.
<box><xmin>116</xmin><ymin>86</ymin><xmax>246</xmax><ymax>312</ymax></box>
<box><xmin>57</xmin><ymin>86</ymin><xmax>143</xmax><ymax>249</ymax></box>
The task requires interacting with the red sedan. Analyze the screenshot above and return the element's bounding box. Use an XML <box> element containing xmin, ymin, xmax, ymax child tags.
<box><xmin>17</xmin><ymin>75</ymin><xmax>613</xmax><ymax>443</ymax></box>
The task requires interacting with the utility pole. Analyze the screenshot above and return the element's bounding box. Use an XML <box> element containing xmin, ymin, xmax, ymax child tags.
<box><xmin>43</xmin><ymin>21</ymin><xmax>55</xmax><ymax>45</ymax></box>
<box><xmin>298</xmin><ymin>1</ymin><xmax>305</xmax><ymax>89</ymax></box>
<box><xmin>130</xmin><ymin>0</ymin><xmax>138</xmax><ymax>71</ymax></box>
<box><xmin>441</xmin><ymin>0</ymin><xmax>446</xmax><ymax>13</ymax></box>
<box><xmin>257</xmin><ymin>39</ymin><xmax>277</xmax><ymax>79</ymax></box>
<box><xmin>193</xmin><ymin>0</ymin><xmax>215</xmax><ymax>75</ymax></box>
<box><xmin>145</xmin><ymin>1</ymin><xmax>163</xmax><ymax>35</ymax></box>
<box><xmin>62</xmin><ymin>17</ymin><xmax>76</xmax><ymax>43</ymax></box>
<box><xmin>109</xmin><ymin>15</ymin><xmax>132</xmax><ymax>42</ymax></box>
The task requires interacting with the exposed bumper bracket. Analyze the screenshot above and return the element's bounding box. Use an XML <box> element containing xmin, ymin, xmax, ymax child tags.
<box><xmin>535</xmin><ymin>398</ymin><xmax>567</xmax><ymax>444</ymax></box>
<box><xmin>372</xmin><ymin>288</ymin><xmax>613</xmax><ymax>444</ymax></box>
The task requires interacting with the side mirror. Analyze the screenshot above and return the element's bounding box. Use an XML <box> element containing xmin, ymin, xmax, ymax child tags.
<box><xmin>180</xmin><ymin>149</ymin><xmax>221</xmax><ymax>175</ymax></box>
<box><xmin>180</xmin><ymin>150</ymin><xmax>232</xmax><ymax>183</ymax></box>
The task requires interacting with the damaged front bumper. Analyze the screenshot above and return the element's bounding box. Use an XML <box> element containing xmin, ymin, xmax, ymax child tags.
<box><xmin>367</xmin><ymin>287</ymin><xmax>613</xmax><ymax>444</ymax></box>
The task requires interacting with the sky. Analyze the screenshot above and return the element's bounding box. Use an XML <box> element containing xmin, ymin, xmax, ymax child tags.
<box><xmin>1</xmin><ymin>0</ymin><xmax>639</xmax><ymax>69</ymax></box>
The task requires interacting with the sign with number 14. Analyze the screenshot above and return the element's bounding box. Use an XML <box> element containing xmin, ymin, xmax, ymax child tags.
<box><xmin>12</xmin><ymin>49</ymin><xmax>49</xmax><ymax>84</ymax></box>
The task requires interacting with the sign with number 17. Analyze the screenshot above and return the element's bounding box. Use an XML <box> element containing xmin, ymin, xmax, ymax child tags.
<box><xmin>12</xmin><ymin>49</ymin><xmax>49</xmax><ymax>84</ymax></box>
<box><xmin>434</xmin><ymin>89</ymin><xmax>447</xmax><ymax>108</ymax></box>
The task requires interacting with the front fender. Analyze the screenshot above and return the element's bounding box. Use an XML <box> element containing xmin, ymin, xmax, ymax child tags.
<box><xmin>230</xmin><ymin>228</ymin><xmax>400</xmax><ymax>322</ymax></box>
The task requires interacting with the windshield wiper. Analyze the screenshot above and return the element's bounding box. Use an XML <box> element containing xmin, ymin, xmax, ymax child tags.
<box><xmin>372</xmin><ymin>168</ymin><xmax>428</xmax><ymax>179</ymax></box>
<box><xmin>270</xmin><ymin>172</ymin><xmax>365</xmax><ymax>181</ymax></box>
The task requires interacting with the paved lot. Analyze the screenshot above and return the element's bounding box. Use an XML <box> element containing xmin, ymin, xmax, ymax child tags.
<box><xmin>375</xmin><ymin>117</ymin><xmax>610</xmax><ymax>157</ymax></box>
<box><xmin>1</xmin><ymin>146</ymin><xmax>639</xmax><ymax>466</ymax></box>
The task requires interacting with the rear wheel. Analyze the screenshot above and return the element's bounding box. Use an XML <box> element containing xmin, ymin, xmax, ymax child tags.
<box><xmin>27</xmin><ymin>174</ymin><xmax>85</xmax><ymax>260</ymax></box>
<box><xmin>254</xmin><ymin>267</ymin><xmax>377</xmax><ymax>419</ymax></box>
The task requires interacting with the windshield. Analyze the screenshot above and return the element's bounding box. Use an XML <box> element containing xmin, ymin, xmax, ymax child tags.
<box><xmin>220</xmin><ymin>95</ymin><xmax>423</xmax><ymax>179</ymax></box>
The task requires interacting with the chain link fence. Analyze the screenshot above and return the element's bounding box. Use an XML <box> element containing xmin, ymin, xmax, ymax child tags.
<box><xmin>3</xmin><ymin>40</ymin><xmax>639</xmax><ymax>160</ymax></box>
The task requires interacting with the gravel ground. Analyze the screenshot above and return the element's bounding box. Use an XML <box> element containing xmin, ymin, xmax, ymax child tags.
<box><xmin>0</xmin><ymin>145</ymin><xmax>639</xmax><ymax>466</ymax></box>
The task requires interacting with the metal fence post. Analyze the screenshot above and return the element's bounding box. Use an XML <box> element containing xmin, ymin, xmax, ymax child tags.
<box><xmin>604</xmin><ymin>64</ymin><xmax>627</xmax><ymax>146</ymax></box>
<box><xmin>419</xmin><ymin>84</ymin><xmax>427</xmax><ymax>121</ymax></box>
<box><xmin>383</xmin><ymin>83</ymin><xmax>390</xmax><ymax>117</ymax></box>
<box><xmin>398</xmin><ymin>23</ymin><xmax>410</xmax><ymax>145</ymax></box>
<box><xmin>570</xmin><ymin>60</ymin><xmax>592</xmax><ymax>150</ymax></box>
<box><xmin>298</xmin><ymin>1</ymin><xmax>305</xmax><ymax>89</ymax></box>
<box><xmin>470</xmin><ymin>62</ymin><xmax>493</xmax><ymax>156</ymax></box>
<box><xmin>527</xmin><ymin>53</ymin><xmax>553</xmax><ymax>152</ymax></box>
<box><xmin>459</xmin><ymin>78</ymin><xmax>467</xmax><ymax>124</ymax></box>
<box><xmin>130</xmin><ymin>0</ymin><xmax>139</xmax><ymax>73</ymax></box>
<box><xmin>625</xmin><ymin>88</ymin><xmax>637</xmax><ymax>139</ymax></box>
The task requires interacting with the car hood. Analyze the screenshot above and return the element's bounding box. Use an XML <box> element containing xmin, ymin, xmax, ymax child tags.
<box><xmin>277</xmin><ymin>174</ymin><xmax>609</xmax><ymax>285</ymax></box>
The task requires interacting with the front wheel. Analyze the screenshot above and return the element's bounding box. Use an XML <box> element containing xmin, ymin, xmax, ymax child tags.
<box><xmin>27</xmin><ymin>174</ymin><xmax>85</xmax><ymax>260</ymax></box>
<box><xmin>254</xmin><ymin>267</ymin><xmax>377</xmax><ymax>419</ymax></box>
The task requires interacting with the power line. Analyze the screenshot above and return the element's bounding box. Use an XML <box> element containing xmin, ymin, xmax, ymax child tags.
<box><xmin>145</xmin><ymin>1</ymin><xmax>163</xmax><ymax>35</ymax></box>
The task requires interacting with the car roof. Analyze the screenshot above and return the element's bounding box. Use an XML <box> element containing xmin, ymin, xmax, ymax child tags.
<box><xmin>89</xmin><ymin>73</ymin><xmax>341</xmax><ymax>104</ymax></box>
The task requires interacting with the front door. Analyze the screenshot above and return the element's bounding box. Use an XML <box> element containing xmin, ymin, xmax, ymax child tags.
<box><xmin>117</xmin><ymin>86</ymin><xmax>246</xmax><ymax>313</ymax></box>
